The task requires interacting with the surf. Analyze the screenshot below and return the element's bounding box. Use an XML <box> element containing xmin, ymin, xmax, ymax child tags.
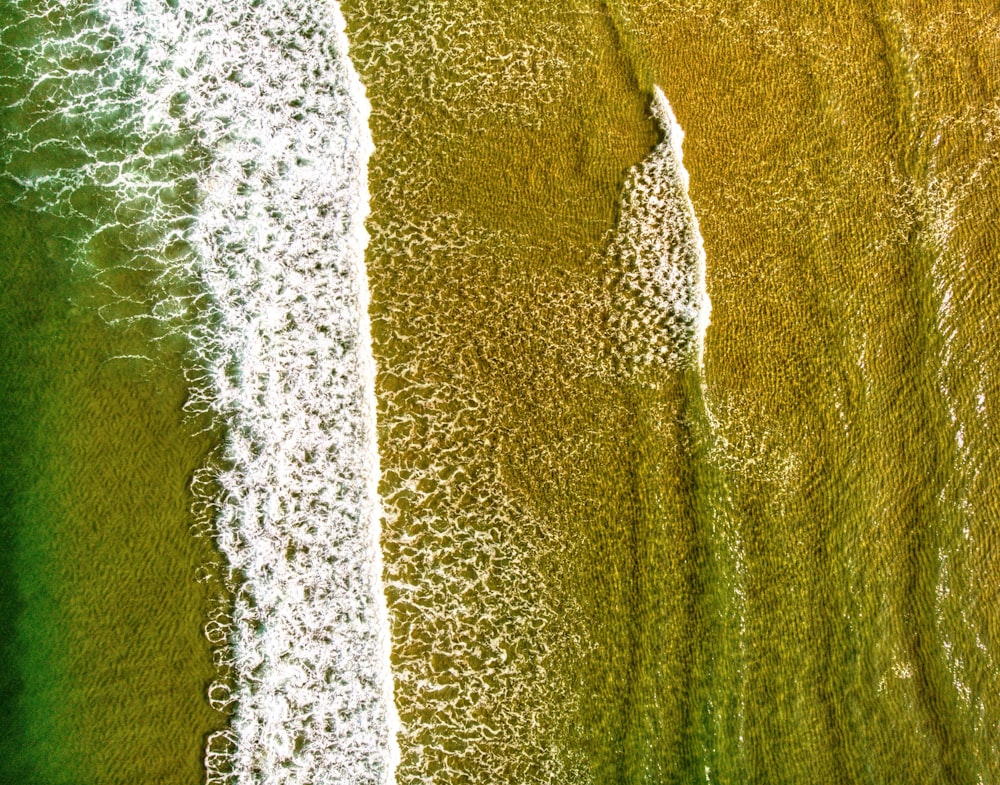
<box><xmin>141</xmin><ymin>2</ymin><xmax>401</xmax><ymax>782</ymax></box>
<box><xmin>4</xmin><ymin>0</ymin><xmax>399</xmax><ymax>782</ymax></box>
<box><xmin>607</xmin><ymin>85</ymin><xmax>711</xmax><ymax>376</ymax></box>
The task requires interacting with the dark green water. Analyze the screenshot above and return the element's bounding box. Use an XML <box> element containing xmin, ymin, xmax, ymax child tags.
<box><xmin>0</xmin><ymin>204</ymin><xmax>68</xmax><ymax>782</ymax></box>
<box><xmin>0</xmin><ymin>3</ymin><xmax>224</xmax><ymax>782</ymax></box>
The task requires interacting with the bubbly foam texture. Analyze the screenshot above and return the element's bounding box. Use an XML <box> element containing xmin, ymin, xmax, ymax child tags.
<box><xmin>0</xmin><ymin>0</ymin><xmax>190</xmax><ymax>306</ymax></box>
<box><xmin>366</xmin><ymin>216</ymin><xmax>590</xmax><ymax>784</ymax></box>
<box><xmin>3</xmin><ymin>1</ymin><xmax>398</xmax><ymax>782</ymax></box>
<box><xmin>348</xmin><ymin>0</ymin><xmax>579</xmax><ymax>125</ymax></box>
<box><xmin>343</xmin><ymin>2</ymin><xmax>586</xmax><ymax>205</ymax></box>
<box><xmin>607</xmin><ymin>86</ymin><xmax>711</xmax><ymax>373</ymax></box>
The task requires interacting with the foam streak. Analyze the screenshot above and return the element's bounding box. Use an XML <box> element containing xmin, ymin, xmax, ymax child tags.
<box><xmin>90</xmin><ymin>0</ymin><xmax>399</xmax><ymax>782</ymax></box>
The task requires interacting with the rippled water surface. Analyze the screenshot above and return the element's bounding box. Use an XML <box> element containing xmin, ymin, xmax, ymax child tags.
<box><xmin>2</xmin><ymin>1</ymin><xmax>1000</xmax><ymax>783</ymax></box>
<box><xmin>347</xmin><ymin>0</ymin><xmax>1000</xmax><ymax>782</ymax></box>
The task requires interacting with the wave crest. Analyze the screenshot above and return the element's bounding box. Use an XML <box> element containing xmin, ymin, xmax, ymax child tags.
<box><xmin>607</xmin><ymin>86</ymin><xmax>711</xmax><ymax>374</ymax></box>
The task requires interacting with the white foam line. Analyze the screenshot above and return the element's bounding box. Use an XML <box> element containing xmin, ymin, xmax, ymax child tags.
<box><xmin>87</xmin><ymin>0</ymin><xmax>399</xmax><ymax>782</ymax></box>
<box><xmin>609</xmin><ymin>86</ymin><xmax>711</xmax><ymax>372</ymax></box>
<box><xmin>649</xmin><ymin>86</ymin><xmax>712</xmax><ymax>366</ymax></box>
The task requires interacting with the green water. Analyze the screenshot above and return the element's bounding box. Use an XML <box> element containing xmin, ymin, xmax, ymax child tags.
<box><xmin>1</xmin><ymin>0</ymin><xmax>999</xmax><ymax>782</ymax></box>
<box><xmin>345</xmin><ymin>0</ymin><xmax>1000</xmax><ymax>782</ymax></box>
<box><xmin>0</xmin><ymin>3</ymin><xmax>225</xmax><ymax>782</ymax></box>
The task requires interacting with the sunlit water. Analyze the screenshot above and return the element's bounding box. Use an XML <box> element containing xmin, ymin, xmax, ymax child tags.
<box><xmin>1</xmin><ymin>1</ymin><xmax>394</xmax><ymax>783</ymax></box>
<box><xmin>2</xmin><ymin>1</ymin><xmax>1000</xmax><ymax>784</ymax></box>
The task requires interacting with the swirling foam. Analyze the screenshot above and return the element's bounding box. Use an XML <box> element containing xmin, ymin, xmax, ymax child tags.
<box><xmin>4</xmin><ymin>1</ymin><xmax>398</xmax><ymax>782</ymax></box>
<box><xmin>607</xmin><ymin>86</ymin><xmax>711</xmax><ymax>373</ymax></box>
<box><xmin>144</xmin><ymin>2</ymin><xmax>398</xmax><ymax>782</ymax></box>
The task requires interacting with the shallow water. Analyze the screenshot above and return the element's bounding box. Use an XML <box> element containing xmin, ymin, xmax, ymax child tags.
<box><xmin>346</xmin><ymin>0</ymin><xmax>1000</xmax><ymax>782</ymax></box>
<box><xmin>0</xmin><ymin>3</ymin><xmax>223</xmax><ymax>781</ymax></box>
<box><xmin>2</xmin><ymin>1</ymin><xmax>1000</xmax><ymax>783</ymax></box>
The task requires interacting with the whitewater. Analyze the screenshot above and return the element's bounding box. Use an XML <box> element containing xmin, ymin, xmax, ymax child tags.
<box><xmin>608</xmin><ymin>86</ymin><xmax>711</xmax><ymax>375</ymax></box>
<box><xmin>65</xmin><ymin>0</ymin><xmax>399</xmax><ymax>782</ymax></box>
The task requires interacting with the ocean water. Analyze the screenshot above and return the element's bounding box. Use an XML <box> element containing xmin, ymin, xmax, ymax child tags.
<box><xmin>0</xmin><ymin>2</ymin><xmax>224</xmax><ymax>782</ymax></box>
<box><xmin>2</xmin><ymin>0</ymin><xmax>1000</xmax><ymax>784</ymax></box>
<box><xmin>1</xmin><ymin>1</ymin><xmax>394</xmax><ymax>782</ymax></box>
<box><xmin>346</xmin><ymin>0</ymin><xmax>1000</xmax><ymax>782</ymax></box>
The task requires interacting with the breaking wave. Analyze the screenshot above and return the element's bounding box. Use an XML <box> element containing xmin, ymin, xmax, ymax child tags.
<box><xmin>151</xmin><ymin>2</ymin><xmax>399</xmax><ymax>782</ymax></box>
<box><xmin>2</xmin><ymin>0</ymin><xmax>398</xmax><ymax>782</ymax></box>
<box><xmin>607</xmin><ymin>86</ymin><xmax>711</xmax><ymax>374</ymax></box>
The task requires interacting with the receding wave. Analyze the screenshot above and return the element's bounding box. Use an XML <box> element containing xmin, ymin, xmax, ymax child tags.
<box><xmin>607</xmin><ymin>86</ymin><xmax>711</xmax><ymax>374</ymax></box>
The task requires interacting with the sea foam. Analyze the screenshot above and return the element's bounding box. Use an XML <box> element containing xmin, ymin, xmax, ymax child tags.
<box><xmin>84</xmin><ymin>1</ymin><xmax>400</xmax><ymax>782</ymax></box>
<box><xmin>608</xmin><ymin>86</ymin><xmax>711</xmax><ymax>373</ymax></box>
